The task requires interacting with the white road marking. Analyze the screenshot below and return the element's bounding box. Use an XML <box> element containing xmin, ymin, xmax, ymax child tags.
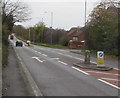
<box><xmin>72</xmin><ymin>66</ymin><xmax>89</xmax><ymax>75</ymax></box>
<box><xmin>37</xmin><ymin>46</ymin><xmax>86</xmax><ymax>61</ymax></box>
<box><xmin>98</xmin><ymin>79</ymin><xmax>120</xmax><ymax>89</ymax></box>
<box><xmin>65</xmin><ymin>55</ymin><xmax>73</xmax><ymax>58</ymax></box>
<box><xmin>58</xmin><ymin>53</ymin><xmax>63</xmax><ymax>55</ymax></box>
<box><xmin>32</xmin><ymin>57</ymin><xmax>43</xmax><ymax>62</ymax></box>
<box><xmin>42</xmin><ymin>54</ymin><xmax>47</xmax><ymax>57</ymax></box>
<box><xmin>114</xmin><ymin>68</ymin><xmax>119</xmax><ymax>70</ymax></box>
<box><xmin>49</xmin><ymin>58</ymin><xmax>59</xmax><ymax>60</ymax></box>
<box><xmin>58</xmin><ymin>61</ymin><xmax>68</xmax><ymax>65</ymax></box>
<box><xmin>86</xmin><ymin>71</ymin><xmax>120</xmax><ymax>76</ymax></box>
<box><xmin>101</xmin><ymin>78</ymin><xmax>120</xmax><ymax>81</ymax></box>
<box><xmin>91</xmin><ymin>61</ymin><xmax>97</xmax><ymax>64</ymax></box>
<box><xmin>38</xmin><ymin>52</ymin><xmax>41</xmax><ymax>54</ymax></box>
<box><xmin>35</xmin><ymin>51</ymin><xmax>38</xmax><ymax>53</ymax></box>
<box><xmin>72</xmin><ymin>57</ymin><xmax>84</xmax><ymax>61</ymax></box>
<box><xmin>58</xmin><ymin>50</ymin><xmax>65</xmax><ymax>51</ymax></box>
<box><xmin>29</xmin><ymin>46</ymin><xmax>119</xmax><ymax>71</ymax></box>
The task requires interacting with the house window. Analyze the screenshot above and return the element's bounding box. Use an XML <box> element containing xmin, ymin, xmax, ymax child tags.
<box><xmin>73</xmin><ymin>37</ymin><xmax>78</xmax><ymax>41</ymax></box>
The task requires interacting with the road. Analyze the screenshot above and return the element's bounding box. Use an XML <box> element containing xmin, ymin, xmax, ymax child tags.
<box><xmin>10</xmin><ymin>36</ymin><xmax>119</xmax><ymax>96</ymax></box>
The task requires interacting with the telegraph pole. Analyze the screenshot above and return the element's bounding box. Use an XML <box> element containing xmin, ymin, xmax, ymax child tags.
<box><xmin>84</xmin><ymin>0</ymin><xmax>86</xmax><ymax>50</ymax></box>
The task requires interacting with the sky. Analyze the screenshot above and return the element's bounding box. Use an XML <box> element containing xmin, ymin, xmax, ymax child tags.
<box><xmin>15</xmin><ymin>0</ymin><xmax>101</xmax><ymax>30</ymax></box>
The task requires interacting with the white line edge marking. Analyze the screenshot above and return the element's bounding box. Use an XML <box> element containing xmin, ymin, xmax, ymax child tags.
<box><xmin>86</xmin><ymin>71</ymin><xmax>120</xmax><ymax>76</ymax></box>
<box><xmin>72</xmin><ymin>66</ymin><xmax>89</xmax><ymax>75</ymax></box>
<box><xmin>101</xmin><ymin>78</ymin><xmax>120</xmax><ymax>81</ymax></box>
<box><xmin>98</xmin><ymin>79</ymin><xmax>120</xmax><ymax>89</ymax></box>
<box><xmin>58</xmin><ymin>61</ymin><xmax>68</xmax><ymax>65</ymax></box>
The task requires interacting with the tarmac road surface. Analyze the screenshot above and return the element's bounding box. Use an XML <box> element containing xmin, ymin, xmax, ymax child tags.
<box><xmin>9</xmin><ymin>37</ymin><xmax>119</xmax><ymax>96</ymax></box>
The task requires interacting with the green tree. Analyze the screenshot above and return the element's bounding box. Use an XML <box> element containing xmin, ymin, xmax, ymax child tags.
<box><xmin>59</xmin><ymin>36</ymin><xmax>69</xmax><ymax>46</ymax></box>
<box><xmin>87</xmin><ymin>0</ymin><xmax>119</xmax><ymax>56</ymax></box>
<box><xmin>34</xmin><ymin>22</ymin><xmax>45</xmax><ymax>42</ymax></box>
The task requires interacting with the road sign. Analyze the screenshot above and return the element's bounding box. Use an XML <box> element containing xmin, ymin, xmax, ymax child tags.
<box><xmin>97</xmin><ymin>51</ymin><xmax>105</xmax><ymax>67</ymax></box>
<box><xmin>98</xmin><ymin>51</ymin><xmax>104</xmax><ymax>58</ymax></box>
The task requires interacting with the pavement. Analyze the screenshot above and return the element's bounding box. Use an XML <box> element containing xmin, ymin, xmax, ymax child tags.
<box><xmin>2</xmin><ymin>44</ymin><xmax>31</xmax><ymax>96</ymax></box>
<box><xmin>0</xmin><ymin>47</ymin><xmax>2</xmax><ymax>97</ymax></box>
<box><xmin>7</xmin><ymin>36</ymin><xmax>119</xmax><ymax>96</ymax></box>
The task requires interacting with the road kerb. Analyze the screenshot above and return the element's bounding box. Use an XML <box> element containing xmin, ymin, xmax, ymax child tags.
<box><xmin>11</xmin><ymin>42</ymin><xmax>43</xmax><ymax>96</ymax></box>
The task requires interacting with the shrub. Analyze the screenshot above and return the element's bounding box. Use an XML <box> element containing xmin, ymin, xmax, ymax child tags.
<box><xmin>59</xmin><ymin>36</ymin><xmax>69</xmax><ymax>46</ymax></box>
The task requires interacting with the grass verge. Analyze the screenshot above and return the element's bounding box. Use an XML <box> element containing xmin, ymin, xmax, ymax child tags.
<box><xmin>16</xmin><ymin>36</ymin><xmax>71</xmax><ymax>49</ymax></box>
<box><xmin>33</xmin><ymin>42</ymin><xmax>71</xmax><ymax>49</ymax></box>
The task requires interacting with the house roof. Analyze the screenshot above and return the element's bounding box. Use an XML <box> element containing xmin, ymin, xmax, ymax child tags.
<box><xmin>67</xmin><ymin>27</ymin><xmax>86</xmax><ymax>37</ymax></box>
<box><xmin>67</xmin><ymin>27</ymin><xmax>77</xmax><ymax>36</ymax></box>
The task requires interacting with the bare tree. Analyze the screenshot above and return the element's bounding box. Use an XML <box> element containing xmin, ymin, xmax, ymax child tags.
<box><xmin>2</xmin><ymin>0</ymin><xmax>31</xmax><ymax>25</ymax></box>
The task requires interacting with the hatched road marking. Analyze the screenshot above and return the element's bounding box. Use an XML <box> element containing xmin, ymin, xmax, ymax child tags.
<box><xmin>101</xmin><ymin>78</ymin><xmax>120</xmax><ymax>81</ymax></box>
<box><xmin>86</xmin><ymin>71</ymin><xmax>120</xmax><ymax>76</ymax></box>
<box><xmin>72</xmin><ymin>66</ymin><xmax>89</xmax><ymax>75</ymax></box>
<box><xmin>98</xmin><ymin>79</ymin><xmax>120</xmax><ymax>90</ymax></box>
<box><xmin>73</xmin><ymin>66</ymin><xmax>120</xmax><ymax>89</ymax></box>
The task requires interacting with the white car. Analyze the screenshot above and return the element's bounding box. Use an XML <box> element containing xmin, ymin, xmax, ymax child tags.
<box><xmin>26</xmin><ymin>40</ymin><xmax>31</xmax><ymax>46</ymax></box>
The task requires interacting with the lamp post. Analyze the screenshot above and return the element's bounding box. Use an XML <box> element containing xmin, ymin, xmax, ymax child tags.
<box><xmin>29</xmin><ymin>28</ymin><xmax>31</xmax><ymax>41</ymax></box>
<box><xmin>35</xmin><ymin>17</ymin><xmax>44</xmax><ymax>43</ymax></box>
<box><xmin>85</xmin><ymin>0</ymin><xmax>86</xmax><ymax>26</ymax></box>
<box><xmin>51</xmin><ymin>12</ymin><xmax>53</xmax><ymax>44</ymax></box>
<box><xmin>41</xmin><ymin>17</ymin><xmax>44</xmax><ymax>43</ymax></box>
<box><xmin>84</xmin><ymin>0</ymin><xmax>86</xmax><ymax>50</ymax></box>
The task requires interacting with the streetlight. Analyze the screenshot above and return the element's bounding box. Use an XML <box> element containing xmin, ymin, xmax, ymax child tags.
<box><xmin>29</xmin><ymin>28</ymin><xmax>30</xmax><ymax>40</ymax></box>
<box><xmin>44</xmin><ymin>11</ymin><xmax>53</xmax><ymax>44</ymax></box>
<box><xmin>35</xmin><ymin>17</ymin><xmax>44</xmax><ymax>43</ymax></box>
<box><xmin>85</xmin><ymin>0</ymin><xmax>86</xmax><ymax>26</ymax></box>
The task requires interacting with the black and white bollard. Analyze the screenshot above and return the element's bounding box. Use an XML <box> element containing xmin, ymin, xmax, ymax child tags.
<box><xmin>84</xmin><ymin>50</ymin><xmax>90</xmax><ymax>64</ymax></box>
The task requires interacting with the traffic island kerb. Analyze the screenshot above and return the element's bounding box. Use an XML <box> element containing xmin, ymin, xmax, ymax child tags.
<box><xmin>73</xmin><ymin>62</ymin><xmax>113</xmax><ymax>71</ymax></box>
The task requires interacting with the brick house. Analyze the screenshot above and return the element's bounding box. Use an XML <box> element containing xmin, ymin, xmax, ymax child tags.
<box><xmin>67</xmin><ymin>27</ymin><xmax>86</xmax><ymax>49</ymax></box>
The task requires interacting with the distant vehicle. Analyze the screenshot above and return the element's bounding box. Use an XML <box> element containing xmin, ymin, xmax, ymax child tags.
<box><xmin>10</xmin><ymin>35</ymin><xmax>14</xmax><ymax>40</ymax></box>
<box><xmin>16</xmin><ymin>41</ymin><xmax>23</xmax><ymax>47</ymax></box>
<box><xmin>26</xmin><ymin>40</ymin><xmax>31</xmax><ymax>46</ymax></box>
